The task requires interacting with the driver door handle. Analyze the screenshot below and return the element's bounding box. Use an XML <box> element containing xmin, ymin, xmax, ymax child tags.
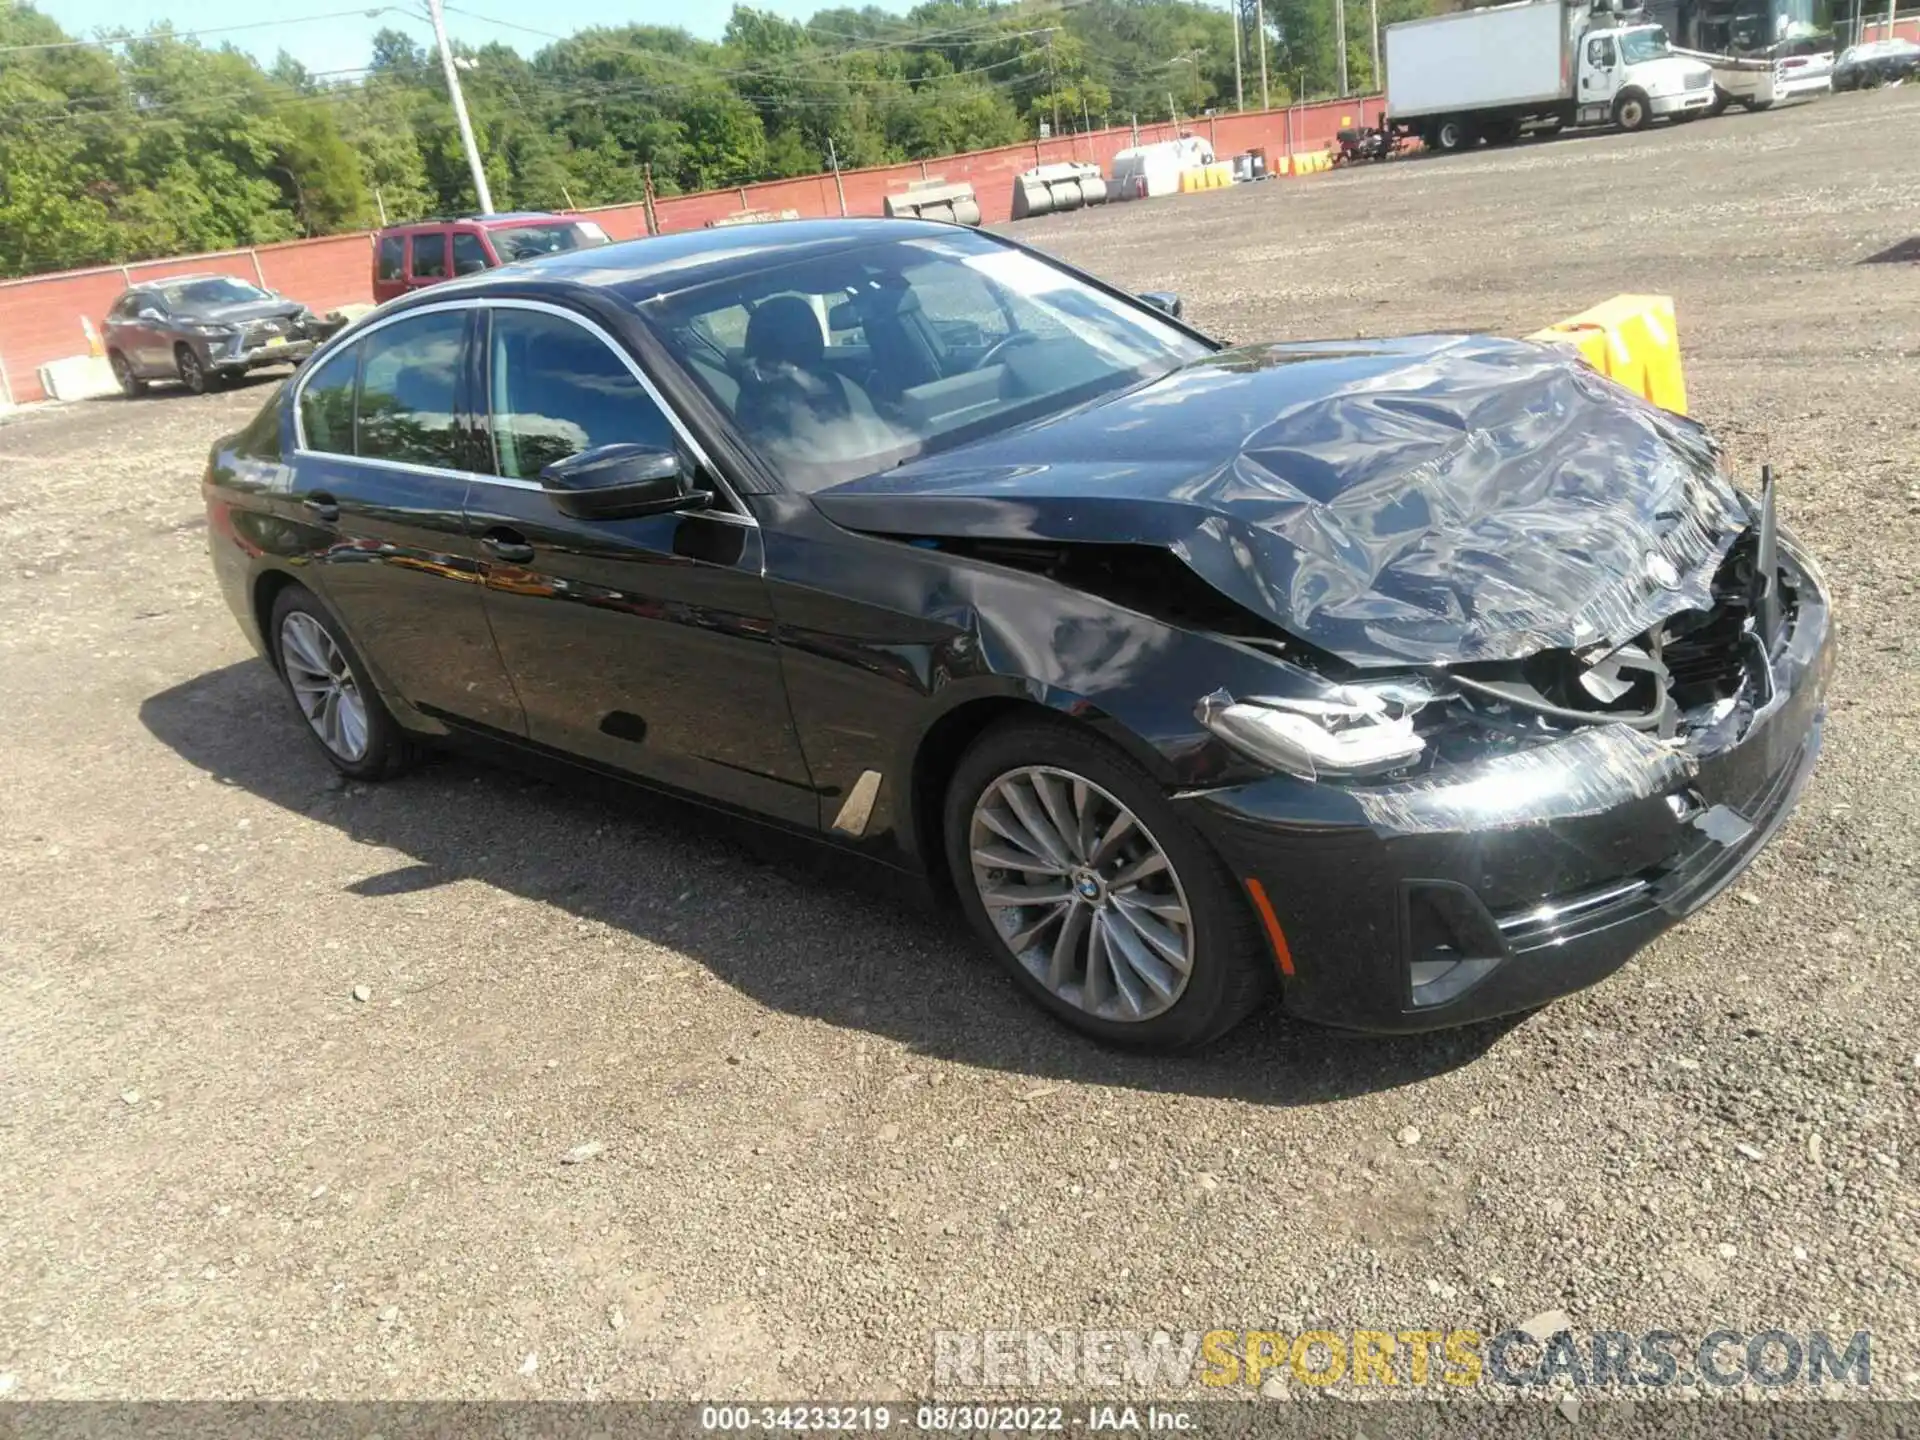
<box><xmin>481</xmin><ymin>528</ymin><xmax>535</xmax><ymax>565</ymax></box>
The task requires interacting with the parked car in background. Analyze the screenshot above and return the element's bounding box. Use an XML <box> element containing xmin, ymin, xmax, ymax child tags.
<box><xmin>203</xmin><ymin>219</ymin><xmax>1833</xmax><ymax>1051</ymax></box>
<box><xmin>105</xmin><ymin>275</ymin><xmax>322</xmax><ymax>397</ymax></box>
<box><xmin>371</xmin><ymin>212</ymin><xmax>613</xmax><ymax>302</ymax></box>
<box><xmin>1832</xmin><ymin>38</ymin><xmax>1920</xmax><ymax>88</ymax></box>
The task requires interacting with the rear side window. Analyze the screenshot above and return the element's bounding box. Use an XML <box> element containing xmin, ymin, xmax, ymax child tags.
<box><xmin>377</xmin><ymin>235</ymin><xmax>404</xmax><ymax>282</ymax></box>
<box><xmin>452</xmin><ymin>231</ymin><xmax>492</xmax><ymax>275</ymax></box>
<box><xmin>299</xmin><ymin>347</ymin><xmax>358</xmax><ymax>455</ymax></box>
<box><xmin>410</xmin><ymin>234</ymin><xmax>448</xmax><ymax>280</ymax></box>
<box><xmin>356</xmin><ymin>312</ymin><xmax>465</xmax><ymax>468</ymax></box>
<box><xmin>487</xmin><ymin>308</ymin><xmax>675</xmax><ymax>480</ymax></box>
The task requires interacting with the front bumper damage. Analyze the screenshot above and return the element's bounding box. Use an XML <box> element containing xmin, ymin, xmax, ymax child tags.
<box><xmin>1178</xmin><ymin>536</ymin><xmax>1834</xmax><ymax>1034</ymax></box>
<box><xmin>205</xmin><ymin>322</ymin><xmax>317</xmax><ymax>375</ymax></box>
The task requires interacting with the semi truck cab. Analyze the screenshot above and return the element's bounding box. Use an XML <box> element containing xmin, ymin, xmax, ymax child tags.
<box><xmin>1575</xmin><ymin>23</ymin><xmax>1718</xmax><ymax>126</ymax></box>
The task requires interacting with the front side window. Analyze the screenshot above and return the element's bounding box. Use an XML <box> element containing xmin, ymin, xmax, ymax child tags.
<box><xmin>377</xmin><ymin>235</ymin><xmax>405</xmax><ymax>282</ymax></box>
<box><xmin>356</xmin><ymin>311</ymin><xmax>465</xmax><ymax>468</ymax></box>
<box><xmin>645</xmin><ymin>232</ymin><xmax>1209</xmax><ymax>492</ymax></box>
<box><xmin>487</xmin><ymin>308</ymin><xmax>676</xmax><ymax>480</ymax></box>
<box><xmin>299</xmin><ymin>347</ymin><xmax>358</xmax><ymax>455</ymax></box>
<box><xmin>452</xmin><ymin>231</ymin><xmax>492</xmax><ymax>275</ymax></box>
<box><xmin>410</xmin><ymin>234</ymin><xmax>449</xmax><ymax>280</ymax></box>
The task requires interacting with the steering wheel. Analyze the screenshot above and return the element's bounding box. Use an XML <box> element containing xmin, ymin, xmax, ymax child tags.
<box><xmin>973</xmin><ymin>329</ymin><xmax>1042</xmax><ymax>372</ymax></box>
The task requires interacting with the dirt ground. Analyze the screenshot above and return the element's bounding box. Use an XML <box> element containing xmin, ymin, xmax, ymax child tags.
<box><xmin>1</xmin><ymin>88</ymin><xmax>1916</xmax><ymax>1404</ymax></box>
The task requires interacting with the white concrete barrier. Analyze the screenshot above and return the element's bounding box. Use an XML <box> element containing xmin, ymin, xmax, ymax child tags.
<box><xmin>36</xmin><ymin>354</ymin><xmax>120</xmax><ymax>402</ymax></box>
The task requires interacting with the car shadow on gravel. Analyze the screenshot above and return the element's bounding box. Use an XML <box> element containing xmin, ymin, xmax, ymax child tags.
<box><xmin>141</xmin><ymin>662</ymin><xmax>1525</xmax><ymax>1106</ymax></box>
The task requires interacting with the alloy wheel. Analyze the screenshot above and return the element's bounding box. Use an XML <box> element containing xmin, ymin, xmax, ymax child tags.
<box><xmin>178</xmin><ymin>349</ymin><xmax>207</xmax><ymax>393</ymax></box>
<box><xmin>968</xmin><ymin>765</ymin><xmax>1195</xmax><ymax>1023</ymax></box>
<box><xmin>279</xmin><ymin>611</ymin><xmax>370</xmax><ymax>762</ymax></box>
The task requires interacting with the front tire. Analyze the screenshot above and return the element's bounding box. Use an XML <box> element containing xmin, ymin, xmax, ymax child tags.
<box><xmin>109</xmin><ymin>351</ymin><xmax>145</xmax><ymax>397</ymax></box>
<box><xmin>943</xmin><ymin>717</ymin><xmax>1273</xmax><ymax>1050</ymax></box>
<box><xmin>1614</xmin><ymin>90</ymin><xmax>1652</xmax><ymax>132</ymax></box>
<box><xmin>175</xmin><ymin>344</ymin><xmax>217</xmax><ymax>395</ymax></box>
<box><xmin>269</xmin><ymin>584</ymin><xmax>418</xmax><ymax>781</ymax></box>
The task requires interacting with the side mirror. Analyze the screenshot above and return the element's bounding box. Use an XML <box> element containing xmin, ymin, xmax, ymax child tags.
<box><xmin>137</xmin><ymin>306</ymin><xmax>165</xmax><ymax>322</ymax></box>
<box><xmin>455</xmin><ymin>258</ymin><xmax>489</xmax><ymax>275</ymax></box>
<box><xmin>1139</xmin><ymin>291</ymin><xmax>1184</xmax><ymax>319</ymax></box>
<box><xmin>539</xmin><ymin>443</ymin><xmax>711</xmax><ymax>521</ymax></box>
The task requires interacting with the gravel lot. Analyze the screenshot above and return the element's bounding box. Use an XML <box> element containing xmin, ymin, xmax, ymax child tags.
<box><xmin>2</xmin><ymin>89</ymin><xmax>1917</xmax><ymax>1405</ymax></box>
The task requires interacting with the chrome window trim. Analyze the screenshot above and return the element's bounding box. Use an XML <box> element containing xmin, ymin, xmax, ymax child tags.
<box><xmin>290</xmin><ymin>295</ymin><xmax>756</xmax><ymax>526</ymax></box>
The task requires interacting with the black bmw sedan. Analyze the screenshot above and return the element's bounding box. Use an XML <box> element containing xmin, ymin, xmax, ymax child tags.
<box><xmin>1832</xmin><ymin>38</ymin><xmax>1920</xmax><ymax>89</ymax></box>
<box><xmin>203</xmin><ymin>219</ymin><xmax>1832</xmax><ymax>1050</ymax></box>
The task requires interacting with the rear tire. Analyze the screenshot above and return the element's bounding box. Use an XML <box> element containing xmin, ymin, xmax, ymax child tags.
<box><xmin>269</xmin><ymin>583</ymin><xmax>419</xmax><ymax>781</ymax></box>
<box><xmin>942</xmin><ymin>716</ymin><xmax>1274</xmax><ymax>1051</ymax></box>
<box><xmin>1432</xmin><ymin>116</ymin><xmax>1476</xmax><ymax>152</ymax></box>
<box><xmin>109</xmin><ymin>351</ymin><xmax>145</xmax><ymax>397</ymax></box>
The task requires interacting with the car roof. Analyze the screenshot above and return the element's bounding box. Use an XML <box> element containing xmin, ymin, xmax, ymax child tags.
<box><xmin>131</xmin><ymin>273</ymin><xmax>227</xmax><ymax>290</ymax></box>
<box><xmin>380</xmin><ymin>211</ymin><xmax>577</xmax><ymax>233</ymax></box>
<box><xmin>428</xmin><ymin>217</ymin><xmax>969</xmax><ymax>305</ymax></box>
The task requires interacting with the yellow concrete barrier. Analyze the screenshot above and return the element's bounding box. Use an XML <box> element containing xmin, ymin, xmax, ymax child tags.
<box><xmin>1285</xmin><ymin>150</ymin><xmax>1335</xmax><ymax>176</ymax></box>
<box><xmin>1528</xmin><ymin>294</ymin><xmax>1687</xmax><ymax>416</ymax></box>
<box><xmin>1178</xmin><ymin>162</ymin><xmax>1237</xmax><ymax>192</ymax></box>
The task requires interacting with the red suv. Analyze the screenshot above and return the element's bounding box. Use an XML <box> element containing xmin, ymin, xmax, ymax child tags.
<box><xmin>371</xmin><ymin>212</ymin><xmax>614</xmax><ymax>302</ymax></box>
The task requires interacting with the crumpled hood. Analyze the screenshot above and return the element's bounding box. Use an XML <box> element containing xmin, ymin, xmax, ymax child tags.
<box><xmin>811</xmin><ymin>334</ymin><xmax>1750</xmax><ymax>667</ymax></box>
<box><xmin>194</xmin><ymin>299</ymin><xmax>307</xmax><ymax>325</ymax></box>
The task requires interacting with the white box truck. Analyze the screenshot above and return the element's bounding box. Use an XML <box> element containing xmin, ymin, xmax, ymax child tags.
<box><xmin>1384</xmin><ymin>0</ymin><xmax>1717</xmax><ymax>152</ymax></box>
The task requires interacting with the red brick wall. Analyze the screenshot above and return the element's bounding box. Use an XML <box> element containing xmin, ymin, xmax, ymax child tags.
<box><xmin>1859</xmin><ymin>16</ymin><xmax>1920</xmax><ymax>40</ymax></box>
<box><xmin>0</xmin><ymin>98</ymin><xmax>1378</xmax><ymax>405</ymax></box>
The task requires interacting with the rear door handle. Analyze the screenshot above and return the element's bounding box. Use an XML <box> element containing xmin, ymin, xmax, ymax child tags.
<box><xmin>481</xmin><ymin>529</ymin><xmax>535</xmax><ymax>565</ymax></box>
<box><xmin>303</xmin><ymin>494</ymin><xmax>339</xmax><ymax>523</ymax></box>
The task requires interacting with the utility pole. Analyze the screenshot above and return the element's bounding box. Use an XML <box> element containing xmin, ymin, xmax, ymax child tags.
<box><xmin>1335</xmin><ymin>0</ymin><xmax>1348</xmax><ymax>96</ymax></box>
<box><xmin>1232</xmin><ymin>0</ymin><xmax>1244</xmax><ymax>110</ymax></box>
<box><xmin>827</xmin><ymin>135</ymin><xmax>847</xmax><ymax>216</ymax></box>
<box><xmin>1045</xmin><ymin>31</ymin><xmax>1060</xmax><ymax>137</ymax></box>
<box><xmin>426</xmin><ymin>0</ymin><xmax>494</xmax><ymax>214</ymax></box>
<box><xmin>1256</xmin><ymin>0</ymin><xmax>1270</xmax><ymax>109</ymax></box>
<box><xmin>1370</xmin><ymin>0</ymin><xmax>1381</xmax><ymax>90</ymax></box>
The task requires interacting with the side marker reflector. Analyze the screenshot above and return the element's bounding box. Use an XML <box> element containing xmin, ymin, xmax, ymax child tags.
<box><xmin>1244</xmin><ymin>878</ymin><xmax>1295</xmax><ymax>977</ymax></box>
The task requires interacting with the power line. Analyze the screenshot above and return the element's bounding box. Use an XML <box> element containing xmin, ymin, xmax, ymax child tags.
<box><xmin>0</xmin><ymin>6</ymin><xmax>421</xmax><ymax>56</ymax></box>
<box><xmin>440</xmin><ymin>0</ymin><xmax>1083</xmax><ymax>82</ymax></box>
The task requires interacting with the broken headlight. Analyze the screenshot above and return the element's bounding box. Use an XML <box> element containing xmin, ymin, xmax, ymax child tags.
<box><xmin>1197</xmin><ymin>682</ymin><xmax>1430</xmax><ymax>781</ymax></box>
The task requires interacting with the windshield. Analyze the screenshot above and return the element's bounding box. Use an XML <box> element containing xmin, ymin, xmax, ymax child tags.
<box><xmin>161</xmin><ymin>277</ymin><xmax>271</xmax><ymax>308</ymax></box>
<box><xmin>490</xmin><ymin>220</ymin><xmax>611</xmax><ymax>263</ymax></box>
<box><xmin>1619</xmin><ymin>28</ymin><xmax>1673</xmax><ymax>62</ymax></box>
<box><xmin>644</xmin><ymin>232</ymin><xmax>1211</xmax><ymax>492</ymax></box>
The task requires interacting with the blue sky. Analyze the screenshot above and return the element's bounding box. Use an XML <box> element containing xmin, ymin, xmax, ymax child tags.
<box><xmin>34</xmin><ymin>1</ymin><xmax>919</xmax><ymax>76</ymax></box>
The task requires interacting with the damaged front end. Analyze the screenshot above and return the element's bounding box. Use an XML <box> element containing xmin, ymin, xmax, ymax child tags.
<box><xmin>1186</xmin><ymin>470</ymin><xmax>1834</xmax><ymax>1031</ymax></box>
